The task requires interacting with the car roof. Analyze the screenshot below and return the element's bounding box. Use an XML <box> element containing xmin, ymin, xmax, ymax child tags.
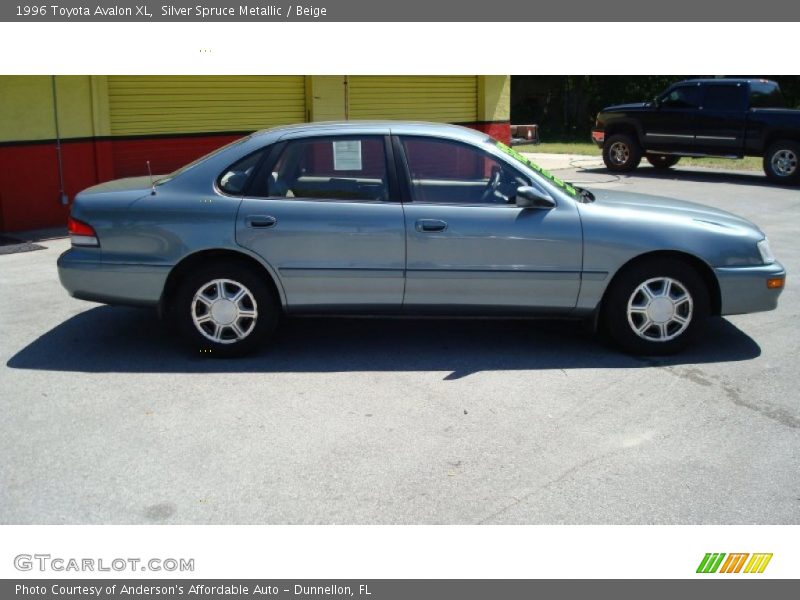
<box><xmin>250</xmin><ymin>120</ymin><xmax>491</xmax><ymax>142</ymax></box>
<box><xmin>676</xmin><ymin>78</ymin><xmax>776</xmax><ymax>86</ymax></box>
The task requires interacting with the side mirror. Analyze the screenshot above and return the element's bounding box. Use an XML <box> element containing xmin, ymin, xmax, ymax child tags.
<box><xmin>652</xmin><ymin>96</ymin><xmax>661</xmax><ymax>108</ymax></box>
<box><xmin>515</xmin><ymin>186</ymin><xmax>555</xmax><ymax>209</ymax></box>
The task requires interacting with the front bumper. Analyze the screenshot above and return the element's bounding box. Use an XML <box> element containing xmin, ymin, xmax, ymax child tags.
<box><xmin>715</xmin><ymin>262</ymin><xmax>786</xmax><ymax>316</ymax></box>
<box><xmin>57</xmin><ymin>249</ymin><xmax>170</xmax><ymax>307</ymax></box>
<box><xmin>591</xmin><ymin>129</ymin><xmax>605</xmax><ymax>148</ymax></box>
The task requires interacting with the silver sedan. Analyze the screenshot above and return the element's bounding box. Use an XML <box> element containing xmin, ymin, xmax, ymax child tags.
<box><xmin>58</xmin><ymin>121</ymin><xmax>786</xmax><ymax>356</ymax></box>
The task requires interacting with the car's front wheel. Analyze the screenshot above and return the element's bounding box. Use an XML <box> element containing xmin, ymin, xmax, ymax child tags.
<box><xmin>646</xmin><ymin>153</ymin><xmax>680</xmax><ymax>169</ymax></box>
<box><xmin>763</xmin><ymin>140</ymin><xmax>800</xmax><ymax>185</ymax></box>
<box><xmin>602</xmin><ymin>258</ymin><xmax>710</xmax><ymax>355</ymax></box>
<box><xmin>173</xmin><ymin>261</ymin><xmax>279</xmax><ymax>357</ymax></box>
<box><xmin>602</xmin><ymin>134</ymin><xmax>642</xmax><ymax>172</ymax></box>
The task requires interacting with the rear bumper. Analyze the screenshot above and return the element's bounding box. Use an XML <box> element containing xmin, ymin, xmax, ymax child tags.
<box><xmin>591</xmin><ymin>129</ymin><xmax>605</xmax><ymax>148</ymax></box>
<box><xmin>715</xmin><ymin>262</ymin><xmax>786</xmax><ymax>316</ymax></box>
<box><xmin>57</xmin><ymin>249</ymin><xmax>169</xmax><ymax>307</ymax></box>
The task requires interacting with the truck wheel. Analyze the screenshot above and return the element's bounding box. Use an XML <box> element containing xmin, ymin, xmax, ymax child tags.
<box><xmin>764</xmin><ymin>140</ymin><xmax>800</xmax><ymax>184</ymax></box>
<box><xmin>646</xmin><ymin>154</ymin><xmax>680</xmax><ymax>169</ymax></box>
<box><xmin>603</xmin><ymin>134</ymin><xmax>642</xmax><ymax>172</ymax></box>
<box><xmin>602</xmin><ymin>258</ymin><xmax>709</xmax><ymax>356</ymax></box>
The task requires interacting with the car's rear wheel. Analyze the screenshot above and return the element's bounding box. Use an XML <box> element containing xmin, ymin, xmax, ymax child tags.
<box><xmin>173</xmin><ymin>262</ymin><xmax>279</xmax><ymax>357</ymax></box>
<box><xmin>763</xmin><ymin>140</ymin><xmax>800</xmax><ymax>185</ymax></box>
<box><xmin>602</xmin><ymin>258</ymin><xmax>710</xmax><ymax>355</ymax></box>
<box><xmin>602</xmin><ymin>134</ymin><xmax>642</xmax><ymax>172</ymax></box>
<box><xmin>646</xmin><ymin>154</ymin><xmax>680</xmax><ymax>169</ymax></box>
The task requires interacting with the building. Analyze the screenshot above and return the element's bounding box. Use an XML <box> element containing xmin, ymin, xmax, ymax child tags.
<box><xmin>0</xmin><ymin>75</ymin><xmax>511</xmax><ymax>232</ymax></box>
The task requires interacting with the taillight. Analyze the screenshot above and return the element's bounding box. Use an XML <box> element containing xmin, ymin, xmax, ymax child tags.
<box><xmin>67</xmin><ymin>216</ymin><xmax>99</xmax><ymax>247</ymax></box>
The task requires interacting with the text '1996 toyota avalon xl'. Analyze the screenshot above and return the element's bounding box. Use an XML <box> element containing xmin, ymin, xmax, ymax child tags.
<box><xmin>58</xmin><ymin>122</ymin><xmax>785</xmax><ymax>357</ymax></box>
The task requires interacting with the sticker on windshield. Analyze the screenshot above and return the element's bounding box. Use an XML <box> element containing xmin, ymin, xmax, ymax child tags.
<box><xmin>333</xmin><ymin>140</ymin><xmax>362</xmax><ymax>171</ymax></box>
<box><xmin>495</xmin><ymin>142</ymin><xmax>578</xmax><ymax>197</ymax></box>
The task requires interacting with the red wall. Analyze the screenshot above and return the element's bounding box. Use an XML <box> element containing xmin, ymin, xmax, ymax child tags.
<box><xmin>0</xmin><ymin>123</ymin><xmax>511</xmax><ymax>233</ymax></box>
<box><xmin>0</xmin><ymin>134</ymin><xmax>245</xmax><ymax>232</ymax></box>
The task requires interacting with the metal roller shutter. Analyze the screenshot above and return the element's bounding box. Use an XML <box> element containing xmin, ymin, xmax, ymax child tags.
<box><xmin>348</xmin><ymin>76</ymin><xmax>478</xmax><ymax>123</ymax></box>
<box><xmin>107</xmin><ymin>76</ymin><xmax>307</xmax><ymax>136</ymax></box>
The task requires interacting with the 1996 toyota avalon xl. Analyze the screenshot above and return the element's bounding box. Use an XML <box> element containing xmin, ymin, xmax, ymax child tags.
<box><xmin>58</xmin><ymin>122</ymin><xmax>786</xmax><ymax>357</ymax></box>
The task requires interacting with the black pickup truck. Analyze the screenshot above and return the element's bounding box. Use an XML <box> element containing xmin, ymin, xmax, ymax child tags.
<box><xmin>592</xmin><ymin>79</ymin><xmax>800</xmax><ymax>184</ymax></box>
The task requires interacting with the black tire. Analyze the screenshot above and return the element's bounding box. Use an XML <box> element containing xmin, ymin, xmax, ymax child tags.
<box><xmin>172</xmin><ymin>261</ymin><xmax>280</xmax><ymax>357</ymax></box>
<box><xmin>646</xmin><ymin>154</ymin><xmax>680</xmax><ymax>169</ymax></box>
<box><xmin>602</xmin><ymin>133</ymin><xmax>642</xmax><ymax>172</ymax></box>
<box><xmin>601</xmin><ymin>258</ymin><xmax>710</xmax><ymax>355</ymax></box>
<box><xmin>763</xmin><ymin>140</ymin><xmax>800</xmax><ymax>185</ymax></box>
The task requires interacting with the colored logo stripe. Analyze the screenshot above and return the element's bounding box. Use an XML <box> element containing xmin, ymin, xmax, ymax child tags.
<box><xmin>744</xmin><ymin>553</ymin><xmax>773</xmax><ymax>573</ymax></box>
<box><xmin>719</xmin><ymin>553</ymin><xmax>749</xmax><ymax>573</ymax></box>
<box><xmin>697</xmin><ymin>553</ymin><xmax>726</xmax><ymax>573</ymax></box>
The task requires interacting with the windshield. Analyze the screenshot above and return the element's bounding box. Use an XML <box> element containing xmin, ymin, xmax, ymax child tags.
<box><xmin>155</xmin><ymin>135</ymin><xmax>253</xmax><ymax>186</ymax></box>
<box><xmin>494</xmin><ymin>141</ymin><xmax>579</xmax><ymax>199</ymax></box>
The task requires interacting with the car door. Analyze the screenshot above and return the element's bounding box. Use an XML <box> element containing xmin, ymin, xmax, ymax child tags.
<box><xmin>693</xmin><ymin>82</ymin><xmax>748</xmax><ymax>154</ymax></box>
<box><xmin>641</xmin><ymin>83</ymin><xmax>702</xmax><ymax>151</ymax></box>
<box><xmin>395</xmin><ymin>135</ymin><xmax>582</xmax><ymax>313</ymax></box>
<box><xmin>235</xmin><ymin>134</ymin><xmax>406</xmax><ymax>311</ymax></box>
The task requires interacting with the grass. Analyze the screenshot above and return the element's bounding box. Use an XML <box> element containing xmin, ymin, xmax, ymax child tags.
<box><xmin>515</xmin><ymin>142</ymin><xmax>762</xmax><ymax>171</ymax></box>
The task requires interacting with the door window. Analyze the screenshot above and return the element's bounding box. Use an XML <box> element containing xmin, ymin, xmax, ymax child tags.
<box><xmin>660</xmin><ymin>85</ymin><xmax>702</xmax><ymax>109</ymax></box>
<box><xmin>266</xmin><ymin>136</ymin><xmax>389</xmax><ymax>201</ymax></box>
<box><xmin>702</xmin><ymin>85</ymin><xmax>748</xmax><ymax>111</ymax></box>
<box><xmin>400</xmin><ymin>137</ymin><xmax>529</xmax><ymax>205</ymax></box>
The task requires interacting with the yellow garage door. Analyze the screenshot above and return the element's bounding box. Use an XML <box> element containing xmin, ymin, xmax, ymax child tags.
<box><xmin>348</xmin><ymin>76</ymin><xmax>478</xmax><ymax>122</ymax></box>
<box><xmin>107</xmin><ymin>76</ymin><xmax>307</xmax><ymax>136</ymax></box>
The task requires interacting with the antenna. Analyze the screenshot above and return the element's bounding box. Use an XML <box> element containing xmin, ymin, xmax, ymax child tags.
<box><xmin>146</xmin><ymin>160</ymin><xmax>156</xmax><ymax>195</ymax></box>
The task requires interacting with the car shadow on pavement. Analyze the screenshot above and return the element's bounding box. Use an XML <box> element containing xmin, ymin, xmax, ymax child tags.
<box><xmin>580</xmin><ymin>166</ymin><xmax>796</xmax><ymax>190</ymax></box>
<box><xmin>7</xmin><ymin>305</ymin><xmax>761</xmax><ymax>378</ymax></box>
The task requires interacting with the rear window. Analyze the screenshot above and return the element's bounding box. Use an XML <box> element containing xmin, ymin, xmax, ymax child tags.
<box><xmin>749</xmin><ymin>81</ymin><xmax>786</xmax><ymax>108</ymax></box>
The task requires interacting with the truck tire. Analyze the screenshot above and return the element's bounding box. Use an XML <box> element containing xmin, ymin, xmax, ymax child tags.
<box><xmin>646</xmin><ymin>154</ymin><xmax>680</xmax><ymax>169</ymax></box>
<box><xmin>603</xmin><ymin>134</ymin><xmax>642</xmax><ymax>172</ymax></box>
<box><xmin>764</xmin><ymin>140</ymin><xmax>800</xmax><ymax>185</ymax></box>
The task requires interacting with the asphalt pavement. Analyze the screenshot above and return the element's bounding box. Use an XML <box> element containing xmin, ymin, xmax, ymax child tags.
<box><xmin>1</xmin><ymin>161</ymin><xmax>798</xmax><ymax>524</ymax></box>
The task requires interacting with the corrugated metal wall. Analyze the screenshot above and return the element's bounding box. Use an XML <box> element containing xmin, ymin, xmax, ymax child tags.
<box><xmin>107</xmin><ymin>75</ymin><xmax>307</xmax><ymax>135</ymax></box>
<box><xmin>348</xmin><ymin>76</ymin><xmax>478</xmax><ymax>122</ymax></box>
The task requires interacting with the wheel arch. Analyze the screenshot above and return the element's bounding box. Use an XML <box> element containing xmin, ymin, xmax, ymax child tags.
<box><xmin>763</xmin><ymin>132</ymin><xmax>800</xmax><ymax>152</ymax></box>
<box><xmin>599</xmin><ymin>250</ymin><xmax>722</xmax><ymax>317</ymax></box>
<box><xmin>603</xmin><ymin>121</ymin><xmax>643</xmax><ymax>147</ymax></box>
<box><xmin>159</xmin><ymin>248</ymin><xmax>286</xmax><ymax>318</ymax></box>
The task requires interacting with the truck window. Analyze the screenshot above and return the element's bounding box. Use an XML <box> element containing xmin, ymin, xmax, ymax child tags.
<box><xmin>702</xmin><ymin>84</ymin><xmax>748</xmax><ymax>111</ymax></box>
<box><xmin>660</xmin><ymin>85</ymin><xmax>702</xmax><ymax>109</ymax></box>
<box><xmin>749</xmin><ymin>81</ymin><xmax>786</xmax><ymax>108</ymax></box>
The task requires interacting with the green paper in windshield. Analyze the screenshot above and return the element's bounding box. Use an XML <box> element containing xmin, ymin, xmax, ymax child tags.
<box><xmin>495</xmin><ymin>141</ymin><xmax>578</xmax><ymax>198</ymax></box>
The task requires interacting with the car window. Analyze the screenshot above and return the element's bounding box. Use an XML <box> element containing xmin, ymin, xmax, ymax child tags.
<box><xmin>266</xmin><ymin>136</ymin><xmax>389</xmax><ymax>202</ymax></box>
<box><xmin>749</xmin><ymin>81</ymin><xmax>786</xmax><ymax>108</ymax></box>
<box><xmin>660</xmin><ymin>85</ymin><xmax>702</xmax><ymax>109</ymax></box>
<box><xmin>400</xmin><ymin>136</ymin><xmax>530</xmax><ymax>205</ymax></box>
<box><xmin>217</xmin><ymin>150</ymin><xmax>264</xmax><ymax>195</ymax></box>
<box><xmin>702</xmin><ymin>84</ymin><xmax>747</xmax><ymax>111</ymax></box>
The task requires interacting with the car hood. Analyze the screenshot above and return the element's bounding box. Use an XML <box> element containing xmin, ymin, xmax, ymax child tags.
<box><xmin>587</xmin><ymin>189</ymin><xmax>762</xmax><ymax>233</ymax></box>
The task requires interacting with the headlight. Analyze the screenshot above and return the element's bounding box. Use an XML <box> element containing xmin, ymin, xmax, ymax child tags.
<box><xmin>757</xmin><ymin>238</ymin><xmax>775</xmax><ymax>264</ymax></box>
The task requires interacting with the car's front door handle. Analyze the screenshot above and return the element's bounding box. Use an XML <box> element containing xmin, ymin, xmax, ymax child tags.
<box><xmin>246</xmin><ymin>215</ymin><xmax>277</xmax><ymax>228</ymax></box>
<box><xmin>415</xmin><ymin>219</ymin><xmax>448</xmax><ymax>233</ymax></box>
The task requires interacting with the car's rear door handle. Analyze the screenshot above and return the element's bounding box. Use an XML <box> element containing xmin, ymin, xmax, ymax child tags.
<box><xmin>246</xmin><ymin>215</ymin><xmax>277</xmax><ymax>228</ymax></box>
<box><xmin>415</xmin><ymin>219</ymin><xmax>448</xmax><ymax>233</ymax></box>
